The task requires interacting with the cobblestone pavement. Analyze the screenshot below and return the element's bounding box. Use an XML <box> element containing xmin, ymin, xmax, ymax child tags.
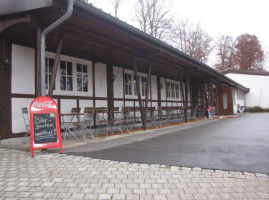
<box><xmin>0</xmin><ymin>148</ymin><xmax>268</xmax><ymax>200</ymax></box>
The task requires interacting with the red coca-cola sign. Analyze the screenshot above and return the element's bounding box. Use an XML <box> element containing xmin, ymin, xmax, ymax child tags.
<box><xmin>31</xmin><ymin>101</ymin><xmax>54</xmax><ymax>108</ymax></box>
<box><xmin>29</xmin><ymin>96</ymin><xmax>63</xmax><ymax>157</ymax></box>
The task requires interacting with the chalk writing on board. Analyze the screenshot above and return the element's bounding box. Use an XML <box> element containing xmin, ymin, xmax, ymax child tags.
<box><xmin>33</xmin><ymin>113</ymin><xmax>57</xmax><ymax>144</ymax></box>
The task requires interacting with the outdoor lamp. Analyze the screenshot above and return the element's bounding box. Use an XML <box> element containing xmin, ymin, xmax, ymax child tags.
<box><xmin>2</xmin><ymin>57</ymin><xmax>11</xmax><ymax>70</ymax></box>
<box><xmin>159</xmin><ymin>83</ymin><xmax>163</xmax><ymax>89</ymax></box>
<box><xmin>109</xmin><ymin>74</ymin><xmax>116</xmax><ymax>82</ymax></box>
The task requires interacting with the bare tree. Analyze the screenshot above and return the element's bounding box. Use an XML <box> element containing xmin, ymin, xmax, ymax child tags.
<box><xmin>82</xmin><ymin>0</ymin><xmax>96</xmax><ymax>5</ymax></box>
<box><xmin>214</xmin><ymin>35</ymin><xmax>237</xmax><ymax>71</ymax></box>
<box><xmin>110</xmin><ymin>0</ymin><xmax>125</xmax><ymax>18</ymax></box>
<box><xmin>170</xmin><ymin>19</ymin><xmax>213</xmax><ymax>62</ymax></box>
<box><xmin>134</xmin><ymin>0</ymin><xmax>173</xmax><ymax>41</ymax></box>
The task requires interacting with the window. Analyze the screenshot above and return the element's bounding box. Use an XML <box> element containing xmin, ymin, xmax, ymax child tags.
<box><xmin>175</xmin><ymin>83</ymin><xmax>179</xmax><ymax>98</ymax></box>
<box><xmin>166</xmin><ymin>82</ymin><xmax>170</xmax><ymax>98</ymax></box>
<box><xmin>60</xmin><ymin>60</ymin><xmax>73</xmax><ymax>91</ymax></box>
<box><xmin>166</xmin><ymin>81</ymin><xmax>179</xmax><ymax>99</ymax></box>
<box><xmin>237</xmin><ymin>90</ymin><xmax>243</xmax><ymax>100</ymax></box>
<box><xmin>77</xmin><ymin>64</ymin><xmax>88</xmax><ymax>92</ymax></box>
<box><xmin>45</xmin><ymin>58</ymin><xmax>55</xmax><ymax>90</ymax></box>
<box><xmin>133</xmin><ymin>75</ymin><xmax>139</xmax><ymax>96</ymax></box>
<box><xmin>124</xmin><ymin>73</ymin><xmax>132</xmax><ymax>95</ymax></box>
<box><xmin>141</xmin><ymin>76</ymin><xmax>147</xmax><ymax>96</ymax></box>
<box><xmin>223</xmin><ymin>93</ymin><xmax>228</xmax><ymax>109</ymax></box>
<box><xmin>171</xmin><ymin>83</ymin><xmax>175</xmax><ymax>98</ymax></box>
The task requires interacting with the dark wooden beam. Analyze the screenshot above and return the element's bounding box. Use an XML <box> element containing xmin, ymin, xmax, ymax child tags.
<box><xmin>133</xmin><ymin>57</ymin><xmax>146</xmax><ymax>130</ymax></box>
<box><xmin>48</xmin><ymin>34</ymin><xmax>63</xmax><ymax>97</ymax></box>
<box><xmin>60</xmin><ymin>24</ymin><xmax>147</xmax><ymax>60</ymax></box>
<box><xmin>184</xmin><ymin>75</ymin><xmax>190</xmax><ymax>122</ymax></box>
<box><xmin>157</xmin><ymin>74</ymin><xmax>161</xmax><ymax>108</ymax></box>
<box><xmin>107</xmin><ymin>63</ymin><xmax>114</xmax><ymax>121</ymax></box>
<box><xmin>0</xmin><ymin>38</ymin><xmax>12</xmax><ymax>139</ymax></box>
<box><xmin>0</xmin><ymin>15</ymin><xmax>32</xmax><ymax>34</ymax></box>
<box><xmin>36</xmin><ymin>27</ymin><xmax>41</xmax><ymax>96</ymax></box>
<box><xmin>92</xmin><ymin>61</ymin><xmax>96</xmax><ymax>126</ymax></box>
<box><xmin>204</xmin><ymin>83</ymin><xmax>209</xmax><ymax>118</ymax></box>
<box><xmin>144</xmin><ymin>61</ymin><xmax>152</xmax><ymax>128</ymax></box>
<box><xmin>180</xmin><ymin>73</ymin><xmax>185</xmax><ymax>109</ymax></box>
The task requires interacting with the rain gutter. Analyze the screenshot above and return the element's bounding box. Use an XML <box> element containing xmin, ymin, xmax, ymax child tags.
<box><xmin>40</xmin><ymin>0</ymin><xmax>74</xmax><ymax>96</ymax></box>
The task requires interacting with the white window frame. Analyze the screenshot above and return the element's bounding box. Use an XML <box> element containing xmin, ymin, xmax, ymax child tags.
<box><xmin>171</xmin><ymin>82</ymin><xmax>175</xmax><ymax>98</ymax></box>
<box><xmin>166</xmin><ymin>80</ymin><xmax>180</xmax><ymax>99</ymax></box>
<box><xmin>60</xmin><ymin>60</ymin><xmax>73</xmax><ymax>91</ymax></box>
<box><xmin>124</xmin><ymin>70</ymin><xmax>148</xmax><ymax>98</ymax></box>
<box><xmin>166</xmin><ymin>81</ymin><xmax>171</xmax><ymax>98</ymax></box>
<box><xmin>45</xmin><ymin>57</ymin><xmax>55</xmax><ymax>90</ymax></box>
<box><xmin>77</xmin><ymin>63</ymin><xmax>88</xmax><ymax>92</ymax></box>
<box><xmin>45</xmin><ymin>52</ymin><xmax>92</xmax><ymax>96</ymax></box>
<box><xmin>124</xmin><ymin>73</ymin><xmax>132</xmax><ymax>95</ymax></box>
<box><xmin>141</xmin><ymin>76</ymin><xmax>147</xmax><ymax>97</ymax></box>
<box><xmin>175</xmin><ymin>83</ymin><xmax>179</xmax><ymax>99</ymax></box>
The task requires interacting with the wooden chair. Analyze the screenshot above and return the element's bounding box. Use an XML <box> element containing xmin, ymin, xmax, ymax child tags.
<box><xmin>79</xmin><ymin>107</ymin><xmax>95</xmax><ymax>139</ymax></box>
<box><xmin>104</xmin><ymin>107</ymin><xmax>123</xmax><ymax>135</ymax></box>
<box><xmin>21</xmin><ymin>107</ymin><xmax>30</xmax><ymax>137</ymax></box>
<box><xmin>95</xmin><ymin>107</ymin><xmax>109</xmax><ymax>135</ymax></box>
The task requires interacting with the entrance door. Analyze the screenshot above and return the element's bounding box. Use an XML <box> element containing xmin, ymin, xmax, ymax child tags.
<box><xmin>217</xmin><ymin>88</ymin><xmax>233</xmax><ymax>115</ymax></box>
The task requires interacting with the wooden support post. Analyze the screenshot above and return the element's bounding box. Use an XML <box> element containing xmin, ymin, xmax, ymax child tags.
<box><xmin>36</xmin><ymin>28</ymin><xmax>41</xmax><ymax>97</ymax></box>
<box><xmin>204</xmin><ymin>83</ymin><xmax>209</xmax><ymax>118</ymax></box>
<box><xmin>0</xmin><ymin>39</ymin><xmax>12</xmax><ymax>139</ymax></box>
<box><xmin>201</xmin><ymin>84</ymin><xmax>204</xmax><ymax>110</ymax></box>
<box><xmin>215</xmin><ymin>86</ymin><xmax>219</xmax><ymax>115</ymax></box>
<box><xmin>133</xmin><ymin>57</ymin><xmax>145</xmax><ymax>130</ymax></box>
<box><xmin>123</xmin><ymin>67</ymin><xmax>126</xmax><ymax>108</ymax></box>
<box><xmin>157</xmin><ymin>74</ymin><xmax>161</xmax><ymax>108</ymax></box>
<box><xmin>48</xmin><ymin>34</ymin><xmax>63</xmax><ymax>97</ymax></box>
<box><xmin>144</xmin><ymin>61</ymin><xmax>152</xmax><ymax>128</ymax></box>
<box><xmin>184</xmin><ymin>75</ymin><xmax>190</xmax><ymax>122</ymax></box>
<box><xmin>180</xmin><ymin>73</ymin><xmax>185</xmax><ymax>117</ymax></box>
<box><xmin>107</xmin><ymin>63</ymin><xmax>114</xmax><ymax>121</ymax></box>
<box><xmin>92</xmin><ymin>61</ymin><xmax>96</xmax><ymax>126</ymax></box>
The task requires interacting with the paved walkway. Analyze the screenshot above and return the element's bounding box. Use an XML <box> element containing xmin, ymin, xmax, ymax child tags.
<box><xmin>67</xmin><ymin>113</ymin><xmax>269</xmax><ymax>174</ymax></box>
<box><xmin>0</xmin><ymin>147</ymin><xmax>268</xmax><ymax>200</ymax></box>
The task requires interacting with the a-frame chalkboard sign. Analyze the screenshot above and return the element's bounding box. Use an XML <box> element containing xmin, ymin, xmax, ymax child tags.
<box><xmin>30</xmin><ymin>96</ymin><xmax>63</xmax><ymax>157</ymax></box>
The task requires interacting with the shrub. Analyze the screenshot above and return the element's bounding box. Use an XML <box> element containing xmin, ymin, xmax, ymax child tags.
<box><xmin>246</xmin><ymin>106</ymin><xmax>264</xmax><ymax>112</ymax></box>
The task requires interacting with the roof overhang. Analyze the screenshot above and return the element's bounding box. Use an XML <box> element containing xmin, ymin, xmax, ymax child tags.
<box><xmin>223</xmin><ymin>69</ymin><xmax>269</xmax><ymax>76</ymax></box>
<box><xmin>0</xmin><ymin>0</ymin><xmax>249</xmax><ymax>92</ymax></box>
<box><xmin>0</xmin><ymin>0</ymin><xmax>53</xmax><ymax>16</ymax></box>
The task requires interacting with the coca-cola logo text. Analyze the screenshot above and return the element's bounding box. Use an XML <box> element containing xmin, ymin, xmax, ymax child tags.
<box><xmin>32</xmin><ymin>101</ymin><xmax>53</xmax><ymax>108</ymax></box>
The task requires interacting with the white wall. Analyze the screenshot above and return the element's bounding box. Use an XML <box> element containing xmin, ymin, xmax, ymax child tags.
<box><xmin>114</xmin><ymin>101</ymin><xmax>124</xmax><ymax>109</ymax></box>
<box><xmin>95</xmin><ymin>62</ymin><xmax>107</xmax><ymax>97</ymax></box>
<box><xmin>79</xmin><ymin>100</ymin><xmax>93</xmax><ymax>112</ymax></box>
<box><xmin>12</xmin><ymin>44</ymin><xmax>35</xmax><ymax>94</ymax></box>
<box><xmin>151</xmin><ymin>75</ymin><xmax>157</xmax><ymax>100</ymax></box>
<box><xmin>113</xmin><ymin>66</ymin><xmax>123</xmax><ymax>98</ymax></box>
<box><xmin>12</xmin><ymin>98</ymin><xmax>33</xmax><ymax>133</ymax></box>
<box><xmin>160</xmin><ymin>77</ymin><xmax>166</xmax><ymax>101</ymax></box>
<box><xmin>226</xmin><ymin>73</ymin><xmax>269</xmax><ymax>108</ymax></box>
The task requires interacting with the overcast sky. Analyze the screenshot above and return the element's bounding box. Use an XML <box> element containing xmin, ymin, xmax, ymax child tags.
<box><xmin>91</xmin><ymin>0</ymin><xmax>269</xmax><ymax>68</ymax></box>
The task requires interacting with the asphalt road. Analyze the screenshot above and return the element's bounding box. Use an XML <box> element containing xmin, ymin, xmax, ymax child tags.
<box><xmin>65</xmin><ymin>113</ymin><xmax>269</xmax><ymax>174</ymax></box>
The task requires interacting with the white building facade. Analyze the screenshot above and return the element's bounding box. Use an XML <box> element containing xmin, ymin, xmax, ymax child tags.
<box><xmin>224</xmin><ymin>70</ymin><xmax>269</xmax><ymax>110</ymax></box>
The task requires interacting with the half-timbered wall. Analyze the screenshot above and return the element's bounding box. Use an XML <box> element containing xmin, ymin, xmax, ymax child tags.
<box><xmin>10</xmin><ymin>43</ymin><xmax>193</xmax><ymax>135</ymax></box>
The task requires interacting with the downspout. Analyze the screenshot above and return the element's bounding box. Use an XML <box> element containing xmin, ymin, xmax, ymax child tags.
<box><xmin>40</xmin><ymin>0</ymin><xmax>74</xmax><ymax>96</ymax></box>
